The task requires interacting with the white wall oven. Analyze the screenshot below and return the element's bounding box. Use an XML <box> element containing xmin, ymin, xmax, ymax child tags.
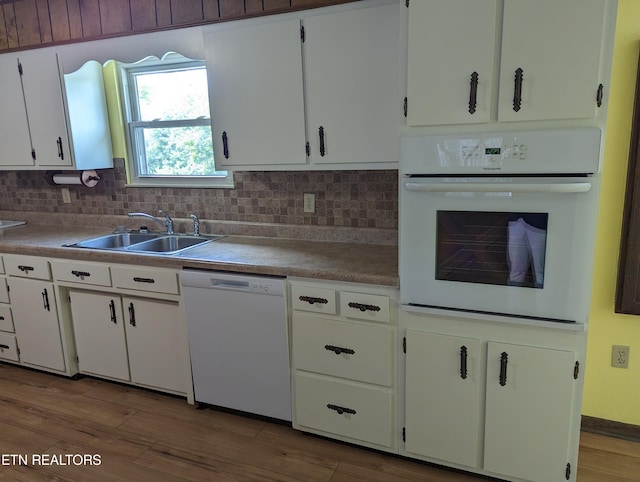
<box><xmin>399</xmin><ymin>128</ymin><xmax>602</xmax><ymax>324</ymax></box>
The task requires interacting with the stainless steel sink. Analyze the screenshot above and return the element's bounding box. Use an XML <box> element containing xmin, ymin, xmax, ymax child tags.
<box><xmin>66</xmin><ymin>232</ymin><xmax>224</xmax><ymax>255</ymax></box>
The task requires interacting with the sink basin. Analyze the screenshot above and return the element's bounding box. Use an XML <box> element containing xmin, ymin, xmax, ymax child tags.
<box><xmin>73</xmin><ymin>232</ymin><xmax>162</xmax><ymax>250</ymax></box>
<box><xmin>127</xmin><ymin>235</ymin><xmax>214</xmax><ymax>254</ymax></box>
<box><xmin>67</xmin><ymin>232</ymin><xmax>224</xmax><ymax>255</ymax></box>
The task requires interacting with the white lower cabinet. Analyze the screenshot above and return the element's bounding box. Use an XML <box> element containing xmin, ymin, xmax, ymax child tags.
<box><xmin>68</xmin><ymin>289</ymin><xmax>187</xmax><ymax>394</ymax></box>
<box><xmin>289</xmin><ymin>278</ymin><xmax>398</xmax><ymax>452</ymax></box>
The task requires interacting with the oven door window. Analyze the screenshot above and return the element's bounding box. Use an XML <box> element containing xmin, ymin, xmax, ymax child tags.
<box><xmin>436</xmin><ymin>211</ymin><xmax>548</xmax><ymax>289</ymax></box>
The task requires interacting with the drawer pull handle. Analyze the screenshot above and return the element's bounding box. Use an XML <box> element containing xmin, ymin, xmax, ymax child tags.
<box><xmin>327</xmin><ymin>404</ymin><xmax>356</xmax><ymax>416</ymax></box>
<box><xmin>299</xmin><ymin>296</ymin><xmax>328</xmax><ymax>305</ymax></box>
<box><xmin>499</xmin><ymin>351</ymin><xmax>509</xmax><ymax>386</ymax></box>
<box><xmin>0</xmin><ymin>316</ymin><xmax>4</xmax><ymax>321</ymax></box>
<box><xmin>347</xmin><ymin>302</ymin><xmax>380</xmax><ymax>313</ymax></box>
<box><xmin>460</xmin><ymin>345</ymin><xmax>468</xmax><ymax>380</ymax></box>
<box><xmin>18</xmin><ymin>265</ymin><xmax>34</xmax><ymax>272</ymax></box>
<box><xmin>0</xmin><ymin>344</ymin><xmax>9</xmax><ymax>350</ymax></box>
<box><xmin>324</xmin><ymin>344</ymin><xmax>355</xmax><ymax>356</ymax></box>
<box><xmin>109</xmin><ymin>300</ymin><xmax>117</xmax><ymax>324</ymax></box>
<box><xmin>71</xmin><ymin>270</ymin><xmax>91</xmax><ymax>279</ymax></box>
<box><xmin>42</xmin><ymin>289</ymin><xmax>50</xmax><ymax>311</ymax></box>
<box><xmin>133</xmin><ymin>277</ymin><xmax>155</xmax><ymax>284</ymax></box>
<box><xmin>468</xmin><ymin>71</ymin><xmax>478</xmax><ymax>114</ymax></box>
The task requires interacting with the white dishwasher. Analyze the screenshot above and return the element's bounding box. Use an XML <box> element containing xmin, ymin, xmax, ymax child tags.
<box><xmin>180</xmin><ymin>269</ymin><xmax>291</xmax><ymax>421</ymax></box>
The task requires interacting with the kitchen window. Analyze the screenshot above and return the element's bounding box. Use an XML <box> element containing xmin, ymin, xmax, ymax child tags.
<box><xmin>120</xmin><ymin>53</ymin><xmax>233</xmax><ymax>188</ymax></box>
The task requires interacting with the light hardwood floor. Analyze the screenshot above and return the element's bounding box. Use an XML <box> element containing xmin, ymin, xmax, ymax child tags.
<box><xmin>0</xmin><ymin>363</ymin><xmax>638</xmax><ymax>481</ymax></box>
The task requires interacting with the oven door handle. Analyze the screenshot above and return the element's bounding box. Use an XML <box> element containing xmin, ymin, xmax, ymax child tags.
<box><xmin>404</xmin><ymin>182</ymin><xmax>592</xmax><ymax>194</ymax></box>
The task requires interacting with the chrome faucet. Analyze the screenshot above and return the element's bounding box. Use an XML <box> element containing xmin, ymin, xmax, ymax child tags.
<box><xmin>128</xmin><ymin>210</ymin><xmax>174</xmax><ymax>234</ymax></box>
<box><xmin>190</xmin><ymin>214</ymin><xmax>200</xmax><ymax>236</ymax></box>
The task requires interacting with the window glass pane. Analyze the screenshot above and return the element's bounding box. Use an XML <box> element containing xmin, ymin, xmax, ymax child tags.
<box><xmin>436</xmin><ymin>211</ymin><xmax>548</xmax><ymax>289</ymax></box>
<box><xmin>135</xmin><ymin>125</ymin><xmax>222</xmax><ymax>176</ymax></box>
<box><xmin>134</xmin><ymin>68</ymin><xmax>210</xmax><ymax>121</ymax></box>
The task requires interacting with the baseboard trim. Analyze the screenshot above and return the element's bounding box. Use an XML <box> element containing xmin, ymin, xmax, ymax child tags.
<box><xmin>582</xmin><ymin>416</ymin><xmax>640</xmax><ymax>442</ymax></box>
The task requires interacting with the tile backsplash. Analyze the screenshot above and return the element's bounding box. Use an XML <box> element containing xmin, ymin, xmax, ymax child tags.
<box><xmin>0</xmin><ymin>161</ymin><xmax>398</xmax><ymax>230</ymax></box>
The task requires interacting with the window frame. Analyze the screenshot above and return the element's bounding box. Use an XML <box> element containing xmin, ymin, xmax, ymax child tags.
<box><xmin>119</xmin><ymin>53</ymin><xmax>233</xmax><ymax>188</ymax></box>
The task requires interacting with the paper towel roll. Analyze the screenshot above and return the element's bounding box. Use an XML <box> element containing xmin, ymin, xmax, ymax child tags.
<box><xmin>52</xmin><ymin>170</ymin><xmax>100</xmax><ymax>187</ymax></box>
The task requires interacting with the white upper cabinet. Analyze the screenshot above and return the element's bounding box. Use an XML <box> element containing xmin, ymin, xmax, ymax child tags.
<box><xmin>406</xmin><ymin>0</ymin><xmax>498</xmax><ymax>126</ymax></box>
<box><xmin>0</xmin><ymin>56</ymin><xmax>33</xmax><ymax>166</ymax></box>
<box><xmin>205</xmin><ymin>18</ymin><xmax>307</xmax><ymax>167</ymax></box>
<box><xmin>406</xmin><ymin>0</ymin><xmax>610</xmax><ymax>126</ymax></box>
<box><xmin>303</xmin><ymin>2</ymin><xmax>400</xmax><ymax>164</ymax></box>
<box><xmin>497</xmin><ymin>0</ymin><xmax>606</xmax><ymax>122</ymax></box>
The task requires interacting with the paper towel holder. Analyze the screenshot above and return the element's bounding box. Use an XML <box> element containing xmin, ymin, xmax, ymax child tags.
<box><xmin>45</xmin><ymin>170</ymin><xmax>101</xmax><ymax>188</ymax></box>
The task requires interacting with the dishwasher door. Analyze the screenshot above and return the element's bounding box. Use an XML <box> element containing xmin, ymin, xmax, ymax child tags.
<box><xmin>180</xmin><ymin>270</ymin><xmax>291</xmax><ymax>421</ymax></box>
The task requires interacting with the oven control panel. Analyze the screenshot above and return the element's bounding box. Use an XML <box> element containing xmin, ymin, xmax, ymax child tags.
<box><xmin>400</xmin><ymin>128</ymin><xmax>601</xmax><ymax>175</ymax></box>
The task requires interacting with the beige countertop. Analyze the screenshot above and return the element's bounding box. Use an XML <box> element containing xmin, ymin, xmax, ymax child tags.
<box><xmin>0</xmin><ymin>223</ymin><xmax>399</xmax><ymax>287</ymax></box>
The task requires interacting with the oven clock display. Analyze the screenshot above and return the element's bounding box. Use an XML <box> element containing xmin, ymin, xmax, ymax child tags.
<box><xmin>485</xmin><ymin>147</ymin><xmax>501</xmax><ymax>155</ymax></box>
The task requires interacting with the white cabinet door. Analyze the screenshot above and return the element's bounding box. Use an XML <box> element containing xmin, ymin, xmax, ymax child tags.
<box><xmin>9</xmin><ymin>278</ymin><xmax>65</xmax><ymax>371</ymax></box>
<box><xmin>123</xmin><ymin>297</ymin><xmax>187</xmax><ymax>394</ymax></box>
<box><xmin>69</xmin><ymin>291</ymin><xmax>130</xmax><ymax>381</ymax></box>
<box><xmin>497</xmin><ymin>0</ymin><xmax>606</xmax><ymax>122</ymax></box>
<box><xmin>406</xmin><ymin>0</ymin><xmax>497</xmax><ymax>126</ymax></box>
<box><xmin>205</xmin><ymin>18</ymin><xmax>306</xmax><ymax>167</ymax></box>
<box><xmin>0</xmin><ymin>55</ymin><xmax>34</xmax><ymax>167</ymax></box>
<box><xmin>404</xmin><ymin>331</ymin><xmax>481</xmax><ymax>468</ymax></box>
<box><xmin>19</xmin><ymin>50</ymin><xmax>73</xmax><ymax>167</ymax></box>
<box><xmin>484</xmin><ymin>342</ymin><xmax>576</xmax><ymax>481</ymax></box>
<box><xmin>303</xmin><ymin>2</ymin><xmax>400</xmax><ymax>164</ymax></box>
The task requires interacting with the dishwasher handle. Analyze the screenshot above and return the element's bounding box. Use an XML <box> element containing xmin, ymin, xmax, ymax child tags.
<box><xmin>210</xmin><ymin>279</ymin><xmax>250</xmax><ymax>291</ymax></box>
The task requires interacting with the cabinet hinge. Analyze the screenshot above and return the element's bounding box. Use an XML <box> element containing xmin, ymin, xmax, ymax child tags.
<box><xmin>402</xmin><ymin>427</ymin><xmax>406</xmax><ymax>442</ymax></box>
<box><xmin>403</xmin><ymin>97</ymin><xmax>408</xmax><ymax>118</ymax></box>
<box><xmin>305</xmin><ymin>142</ymin><xmax>310</xmax><ymax>157</ymax></box>
<box><xmin>565</xmin><ymin>462</ymin><xmax>571</xmax><ymax>480</ymax></box>
<box><xmin>18</xmin><ymin>62</ymin><xmax>23</xmax><ymax>76</ymax></box>
<box><xmin>402</xmin><ymin>336</ymin><xmax>406</xmax><ymax>354</ymax></box>
<box><xmin>76</xmin><ymin>355</ymin><xmax>79</xmax><ymax>363</ymax></box>
<box><xmin>573</xmin><ymin>361</ymin><xmax>580</xmax><ymax>380</ymax></box>
<box><xmin>68</xmin><ymin>295</ymin><xmax>71</xmax><ymax>303</ymax></box>
<box><xmin>300</xmin><ymin>25</ymin><xmax>305</xmax><ymax>43</ymax></box>
<box><xmin>31</xmin><ymin>149</ymin><xmax>36</xmax><ymax>161</ymax></box>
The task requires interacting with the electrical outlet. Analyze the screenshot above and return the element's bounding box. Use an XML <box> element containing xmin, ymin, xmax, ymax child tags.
<box><xmin>61</xmin><ymin>188</ymin><xmax>71</xmax><ymax>204</ymax></box>
<box><xmin>304</xmin><ymin>193</ymin><xmax>315</xmax><ymax>213</ymax></box>
<box><xmin>611</xmin><ymin>345</ymin><xmax>630</xmax><ymax>368</ymax></box>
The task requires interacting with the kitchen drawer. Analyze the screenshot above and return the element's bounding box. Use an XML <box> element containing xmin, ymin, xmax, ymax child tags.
<box><xmin>4</xmin><ymin>255</ymin><xmax>51</xmax><ymax>280</ymax></box>
<box><xmin>295</xmin><ymin>372</ymin><xmax>393</xmax><ymax>448</ymax></box>
<box><xmin>0</xmin><ymin>305</ymin><xmax>13</xmax><ymax>332</ymax></box>
<box><xmin>0</xmin><ymin>278</ymin><xmax>8</xmax><ymax>304</ymax></box>
<box><xmin>0</xmin><ymin>333</ymin><xmax>19</xmax><ymax>362</ymax></box>
<box><xmin>111</xmin><ymin>266</ymin><xmax>179</xmax><ymax>295</ymax></box>
<box><xmin>291</xmin><ymin>285</ymin><xmax>337</xmax><ymax>315</ymax></box>
<box><xmin>51</xmin><ymin>260</ymin><xmax>111</xmax><ymax>287</ymax></box>
<box><xmin>292</xmin><ymin>314</ymin><xmax>394</xmax><ymax>386</ymax></box>
<box><xmin>340</xmin><ymin>291</ymin><xmax>390</xmax><ymax>323</ymax></box>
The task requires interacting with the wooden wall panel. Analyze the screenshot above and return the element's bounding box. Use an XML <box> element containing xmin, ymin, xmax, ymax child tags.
<box><xmin>203</xmin><ymin>0</ymin><xmax>220</xmax><ymax>20</ymax></box>
<box><xmin>0</xmin><ymin>7</ymin><xmax>8</xmax><ymax>50</ymax></box>
<box><xmin>246</xmin><ymin>0</ymin><xmax>264</xmax><ymax>15</ymax></box>
<box><xmin>131</xmin><ymin>0</ymin><xmax>158</xmax><ymax>31</ymax></box>
<box><xmin>67</xmin><ymin>0</ymin><xmax>84</xmax><ymax>39</ymax></box>
<box><xmin>170</xmin><ymin>0</ymin><xmax>203</xmax><ymax>25</ymax></box>
<box><xmin>156</xmin><ymin>0</ymin><xmax>171</xmax><ymax>27</ymax></box>
<box><xmin>264</xmin><ymin>0</ymin><xmax>292</xmax><ymax>11</ymax></box>
<box><xmin>79</xmin><ymin>0</ymin><xmax>102</xmax><ymax>38</ymax></box>
<box><xmin>219</xmin><ymin>0</ymin><xmax>245</xmax><ymax>19</ymax></box>
<box><xmin>14</xmin><ymin>0</ymin><xmax>41</xmax><ymax>47</ymax></box>
<box><xmin>3</xmin><ymin>4</ymin><xmax>19</xmax><ymax>49</ymax></box>
<box><xmin>99</xmin><ymin>0</ymin><xmax>132</xmax><ymax>35</ymax></box>
<box><xmin>35</xmin><ymin>0</ymin><xmax>52</xmax><ymax>43</ymax></box>
<box><xmin>48</xmin><ymin>0</ymin><xmax>71</xmax><ymax>42</ymax></box>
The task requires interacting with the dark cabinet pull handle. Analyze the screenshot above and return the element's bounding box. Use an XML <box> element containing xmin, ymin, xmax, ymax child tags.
<box><xmin>460</xmin><ymin>345</ymin><xmax>468</xmax><ymax>380</ymax></box>
<box><xmin>324</xmin><ymin>344</ymin><xmax>355</xmax><ymax>356</ymax></box>
<box><xmin>499</xmin><ymin>351</ymin><xmax>509</xmax><ymax>386</ymax></box>
<box><xmin>57</xmin><ymin>137</ymin><xmax>64</xmax><ymax>160</ymax></box>
<box><xmin>18</xmin><ymin>265</ymin><xmax>34</xmax><ymax>272</ymax></box>
<box><xmin>42</xmin><ymin>289</ymin><xmax>50</xmax><ymax>312</ymax></box>
<box><xmin>513</xmin><ymin>68</ymin><xmax>524</xmax><ymax>112</ymax></box>
<box><xmin>347</xmin><ymin>302</ymin><xmax>380</xmax><ymax>313</ymax></box>
<box><xmin>596</xmin><ymin>83</ymin><xmax>604</xmax><ymax>107</ymax></box>
<box><xmin>109</xmin><ymin>300</ymin><xmax>117</xmax><ymax>323</ymax></box>
<box><xmin>71</xmin><ymin>270</ymin><xmax>91</xmax><ymax>279</ymax></box>
<box><xmin>222</xmin><ymin>131</ymin><xmax>229</xmax><ymax>159</ymax></box>
<box><xmin>133</xmin><ymin>277</ymin><xmax>155</xmax><ymax>284</ymax></box>
<box><xmin>318</xmin><ymin>126</ymin><xmax>326</xmax><ymax>157</ymax></box>
<box><xmin>327</xmin><ymin>404</ymin><xmax>356</xmax><ymax>415</ymax></box>
<box><xmin>0</xmin><ymin>344</ymin><xmax>9</xmax><ymax>350</ymax></box>
<box><xmin>468</xmin><ymin>71</ymin><xmax>479</xmax><ymax>114</ymax></box>
<box><xmin>299</xmin><ymin>295</ymin><xmax>327</xmax><ymax>305</ymax></box>
<box><xmin>0</xmin><ymin>316</ymin><xmax>4</xmax><ymax>320</ymax></box>
<box><xmin>128</xmin><ymin>302</ymin><xmax>136</xmax><ymax>327</ymax></box>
